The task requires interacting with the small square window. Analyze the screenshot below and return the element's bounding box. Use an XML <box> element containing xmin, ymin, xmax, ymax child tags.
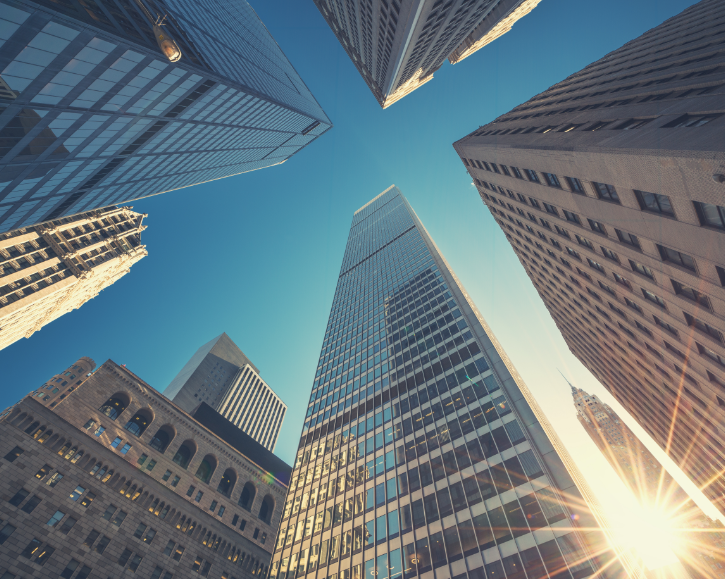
<box><xmin>69</xmin><ymin>486</ymin><xmax>85</xmax><ymax>501</ymax></box>
<box><xmin>593</xmin><ymin>182</ymin><xmax>620</xmax><ymax>203</ymax></box>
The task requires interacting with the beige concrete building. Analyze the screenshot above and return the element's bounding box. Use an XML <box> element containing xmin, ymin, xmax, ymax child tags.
<box><xmin>0</xmin><ymin>356</ymin><xmax>291</xmax><ymax>579</ymax></box>
<box><xmin>453</xmin><ymin>0</ymin><xmax>725</xmax><ymax>515</ymax></box>
<box><xmin>313</xmin><ymin>0</ymin><xmax>541</xmax><ymax>108</ymax></box>
<box><xmin>0</xmin><ymin>206</ymin><xmax>147</xmax><ymax>350</ymax></box>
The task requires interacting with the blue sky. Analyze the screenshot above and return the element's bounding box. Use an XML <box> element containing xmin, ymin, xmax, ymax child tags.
<box><xmin>2</xmin><ymin>0</ymin><xmax>718</xmax><ymax>546</ymax></box>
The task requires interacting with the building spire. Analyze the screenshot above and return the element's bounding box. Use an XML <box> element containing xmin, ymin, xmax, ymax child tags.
<box><xmin>559</xmin><ymin>369</ymin><xmax>578</xmax><ymax>394</ymax></box>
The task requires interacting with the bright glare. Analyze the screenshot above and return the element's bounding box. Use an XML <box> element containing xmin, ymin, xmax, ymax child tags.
<box><xmin>625</xmin><ymin>506</ymin><xmax>680</xmax><ymax>570</ymax></box>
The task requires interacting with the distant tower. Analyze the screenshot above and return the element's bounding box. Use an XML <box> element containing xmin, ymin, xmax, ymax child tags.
<box><xmin>164</xmin><ymin>333</ymin><xmax>286</xmax><ymax>452</ymax></box>
<box><xmin>313</xmin><ymin>0</ymin><xmax>541</xmax><ymax>108</ymax></box>
<box><xmin>568</xmin><ymin>379</ymin><xmax>725</xmax><ymax>579</ymax></box>
<box><xmin>0</xmin><ymin>206</ymin><xmax>146</xmax><ymax>350</ymax></box>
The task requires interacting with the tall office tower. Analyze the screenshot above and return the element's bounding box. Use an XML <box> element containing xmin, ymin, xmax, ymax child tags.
<box><xmin>0</xmin><ymin>356</ymin><xmax>290</xmax><ymax>579</ymax></box>
<box><xmin>312</xmin><ymin>0</ymin><xmax>540</xmax><ymax>108</ymax></box>
<box><xmin>571</xmin><ymin>385</ymin><xmax>725</xmax><ymax>579</ymax></box>
<box><xmin>29</xmin><ymin>355</ymin><xmax>96</xmax><ymax>408</ymax></box>
<box><xmin>453</xmin><ymin>0</ymin><xmax>725</xmax><ymax>515</ymax></box>
<box><xmin>0</xmin><ymin>0</ymin><xmax>331</xmax><ymax>233</ymax></box>
<box><xmin>164</xmin><ymin>333</ymin><xmax>287</xmax><ymax>452</ymax></box>
<box><xmin>270</xmin><ymin>186</ymin><xmax>631</xmax><ymax>579</ymax></box>
<box><xmin>0</xmin><ymin>205</ymin><xmax>146</xmax><ymax>350</ymax></box>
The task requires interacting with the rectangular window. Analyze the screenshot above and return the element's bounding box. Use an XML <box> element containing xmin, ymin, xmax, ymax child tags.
<box><xmin>543</xmin><ymin>203</ymin><xmax>558</xmax><ymax>216</ymax></box>
<box><xmin>120</xmin><ymin>443</ymin><xmax>132</xmax><ymax>454</ymax></box>
<box><xmin>543</xmin><ymin>173</ymin><xmax>561</xmax><ymax>187</ymax></box>
<box><xmin>524</xmin><ymin>169</ymin><xmax>540</xmax><ymax>183</ymax></box>
<box><xmin>642</xmin><ymin>289</ymin><xmax>667</xmax><ymax>309</ymax></box>
<box><xmin>111</xmin><ymin>437</ymin><xmax>122</xmax><ymax>448</ymax></box>
<box><xmin>657</xmin><ymin>245</ymin><xmax>697</xmax><ymax>272</ymax></box>
<box><xmin>511</xmin><ymin>166</ymin><xmax>523</xmax><ymax>179</ymax></box>
<box><xmin>565</xmin><ymin>176</ymin><xmax>585</xmax><ymax>194</ymax></box>
<box><xmin>563</xmin><ymin>210</ymin><xmax>580</xmax><ymax>224</ymax></box>
<box><xmin>3</xmin><ymin>446</ymin><xmax>24</xmax><ymax>462</ymax></box>
<box><xmin>635</xmin><ymin>190</ymin><xmax>675</xmax><ymax>217</ymax></box>
<box><xmin>47</xmin><ymin>510</ymin><xmax>65</xmax><ymax>527</ymax></box>
<box><xmin>698</xmin><ymin>343</ymin><xmax>725</xmax><ymax>367</ymax></box>
<box><xmin>663</xmin><ymin>113</ymin><xmax>722</xmax><ymax>128</ymax></box>
<box><xmin>672</xmin><ymin>280</ymin><xmax>711</xmax><ymax>309</ymax></box>
<box><xmin>69</xmin><ymin>486</ymin><xmax>85</xmax><ymax>501</ymax></box>
<box><xmin>593</xmin><ymin>182</ymin><xmax>620</xmax><ymax>203</ymax></box>
<box><xmin>653</xmin><ymin>316</ymin><xmax>678</xmax><ymax>336</ymax></box>
<box><xmin>587</xmin><ymin>258</ymin><xmax>605</xmax><ymax>273</ymax></box>
<box><xmin>615</xmin><ymin>229</ymin><xmax>640</xmax><ymax>248</ymax></box>
<box><xmin>694</xmin><ymin>201</ymin><xmax>725</xmax><ymax>230</ymax></box>
<box><xmin>629</xmin><ymin>260</ymin><xmax>655</xmax><ymax>279</ymax></box>
<box><xmin>684</xmin><ymin>312</ymin><xmax>723</xmax><ymax>343</ymax></box>
<box><xmin>587</xmin><ymin>219</ymin><xmax>607</xmax><ymax>235</ymax></box>
<box><xmin>601</xmin><ymin>247</ymin><xmax>619</xmax><ymax>262</ymax></box>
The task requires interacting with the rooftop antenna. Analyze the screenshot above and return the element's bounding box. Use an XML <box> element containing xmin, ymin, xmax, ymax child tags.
<box><xmin>558</xmin><ymin>369</ymin><xmax>577</xmax><ymax>393</ymax></box>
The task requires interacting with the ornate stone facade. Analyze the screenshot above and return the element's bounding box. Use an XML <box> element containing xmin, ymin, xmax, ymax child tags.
<box><xmin>0</xmin><ymin>357</ymin><xmax>290</xmax><ymax>579</ymax></box>
<box><xmin>0</xmin><ymin>206</ymin><xmax>146</xmax><ymax>350</ymax></box>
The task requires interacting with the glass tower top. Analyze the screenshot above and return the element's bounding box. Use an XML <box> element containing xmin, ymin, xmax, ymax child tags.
<box><xmin>0</xmin><ymin>0</ymin><xmax>331</xmax><ymax>233</ymax></box>
<box><xmin>271</xmin><ymin>187</ymin><xmax>628</xmax><ymax>579</ymax></box>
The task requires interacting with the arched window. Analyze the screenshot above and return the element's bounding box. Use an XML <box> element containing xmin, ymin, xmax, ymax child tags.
<box><xmin>217</xmin><ymin>468</ymin><xmax>237</xmax><ymax>496</ymax></box>
<box><xmin>195</xmin><ymin>454</ymin><xmax>217</xmax><ymax>483</ymax></box>
<box><xmin>98</xmin><ymin>393</ymin><xmax>130</xmax><ymax>420</ymax></box>
<box><xmin>172</xmin><ymin>440</ymin><xmax>196</xmax><ymax>469</ymax></box>
<box><xmin>258</xmin><ymin>494</ymin><xmax>274</xmax><ymax>524</ymax></box>
<box><xmin>238</xmin><ymin>482</ymin><xmax>256</xmax><ymax>511</ymax></box>
<box><xmin>124</xmin><ymin>409</ymin><xmax>153</xmax><ymax>437</ymax></box>
<box><xmin>149</xmin><ymin>425</ymin><xmax>175</xmax><ymax>453</ymax></box>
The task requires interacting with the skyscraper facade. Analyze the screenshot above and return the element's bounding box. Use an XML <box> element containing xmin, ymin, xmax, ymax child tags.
<box><xmin>0</xmin><ymin>356</ymin><xmax>290</xmax><ymax>579</ymax></box>
<box><xmin>0</xmin><ymin>0</ymin><xmax>331</xmax><ymax>233</ymax></box>
<box><xmin>312</xmin><ymin>0</ymin><xmax>540</xmax><ymax>108</ymax></box>
<box><xmin>165</xmin><ymin>333</ymin><xmax>287</xmax><ymax>452</ymax></box>
<box><xmin>453</xmin><ymin>0</ymin><xmax>725</xmax><ymax>515</ymax></box>
<box><xmin>0</xmin><ymin>205</ymin><xmax>146</xmax><ymax>350</ymax></box>
<box><xmin>571</xmin><ymin>385</ymin><xmax>725</xmax><ymax>579</ymax></box>
<box><xmin>269</xmin><ymin>186</ymin><xmax>630</xmax><ymax>579</ymax></box>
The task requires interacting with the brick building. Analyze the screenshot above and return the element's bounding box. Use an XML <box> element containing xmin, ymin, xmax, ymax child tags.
<box><xmin>0</xmin><ymin>356</ymin><xmax>290</xmax><ymax>579</ymax></box>
<box><xmin>453</xmin><ymin>0</ymin><xmax>725</xmax><ymax>515</ymax></box>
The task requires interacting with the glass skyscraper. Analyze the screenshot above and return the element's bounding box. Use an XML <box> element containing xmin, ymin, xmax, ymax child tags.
<box><xmin>0</xmin><ymin>0</ymin><xmax>331</xmax><ymax>233</ymax></box>
<box><xmin>270</xmin><ymin>187</ymin><xmax>629</xmax><ymax>579</ymax></box>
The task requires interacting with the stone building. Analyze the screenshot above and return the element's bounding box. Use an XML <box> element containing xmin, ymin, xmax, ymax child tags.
<box><xmin>453</xmin><ymin>0</ymin><xmax>725</xmax><ymax>516</ymax></box>
<box><xmin>270</xmin><ymin>186</ymin><xmax>632</xmax><ymax>579</ymax></box>
<box><xmin>27</xmin><ymin>356</ymin><xmax>96</xmax><ymax>408</ymax></box>
<box><xmin>0</xmin><ymin>206</ymin><xmax>146</xmax><ymax>350</ymax></box>
<box><xmin>165</xmin><ymin>333</ymin><xmax>287</xmax><ymax>452</ymax></box>
<box><xmin>571</xmin><ymin>384</ymin><xmax>725</xmax><ymax>579</ymax></box>
<box><xmin>0</xmin><ymin>0</ymin><xmax>330</xmax><ymax>232</ymax></box>
<box><xmin>0</xmin><ymin>356</ymin><xmax>290</xmax><ymax>579</ymax></box>
<box><xmin>313</xmin><ymin>0</ymin><xmax>541</xmax><ymax>108</ymax></box>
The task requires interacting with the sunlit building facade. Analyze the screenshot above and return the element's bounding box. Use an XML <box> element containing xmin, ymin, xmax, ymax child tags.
<box><xmin>453</xmin><ymin>0</ymin><xmax>725</xmax><ymax>516</ymax></box>
<box><xmin>0</xmin><ymin>205</ymin><xmax>146</xmax><ymax>350</ymax></box>
<box><xmin>270</xmin><ymin>186</ymin><xmax>630</xmax><ymax>579</ymax></box>
<box><xmin>164</xmin><ymin>333</ymin><xmax>287</xmax><ymax>452</ymax></box>
<box><xmin>313</xmin><ymin>0</ymin><xmax>541</xmax><ymax>108</ymax></box>
<box><xmin>0</xmin><ymin>356</ymin><xmax>290</xmax><ymax>579</ymax></box>
<box><xmin>571</xmin><ymin>385</ymin><xmax>725</xmax><ymax>579</ymax></box>
<box><xmin>0</xmin><ymin>0</ymin><xmax>331</xmax><ymax>233</ymax></box>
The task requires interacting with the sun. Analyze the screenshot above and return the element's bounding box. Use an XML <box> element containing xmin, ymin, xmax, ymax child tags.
<box><xmin>627</xmin><ymin>505</ymin><xmax>681</xmax><ymax>570</ymax></box>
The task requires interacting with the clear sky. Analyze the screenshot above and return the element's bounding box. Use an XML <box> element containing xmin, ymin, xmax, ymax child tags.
<box><xmin>1</xmin><ymin>0</ymin><xmax>717</xmax><ymax>564</ymax></box>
